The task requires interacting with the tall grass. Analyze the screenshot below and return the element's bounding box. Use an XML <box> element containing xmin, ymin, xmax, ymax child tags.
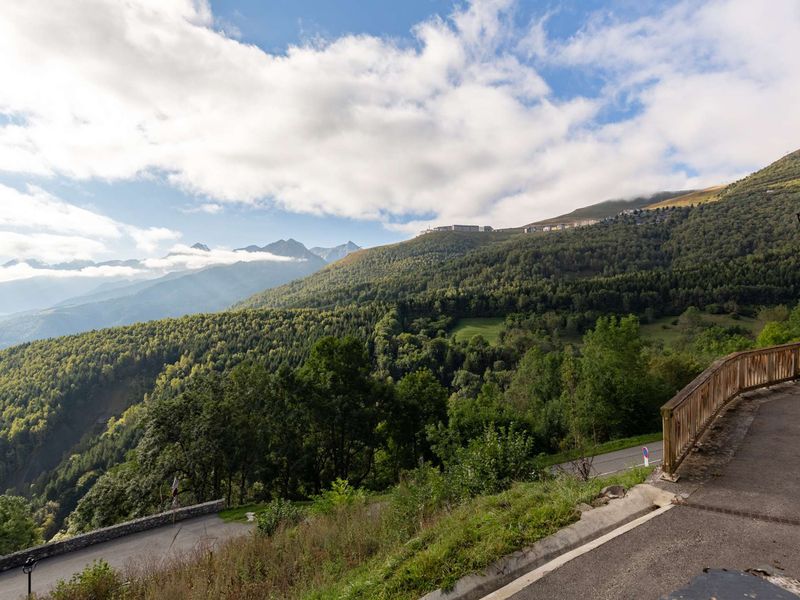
<box><xmin>121</xmin><ymin>503</ymin><xmax>389</xmax><ymax>599</ymax></box>
<box><xmin>39</xmin><ymin>468</ymin><xmax>649</xmax><ymax>600</ymax></box>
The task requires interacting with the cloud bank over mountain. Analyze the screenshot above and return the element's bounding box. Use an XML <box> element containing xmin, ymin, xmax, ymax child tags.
<box><xmin>0</xmin><ymin>0</ymin><xmax>798</xmax><ymax>232</ymax></box>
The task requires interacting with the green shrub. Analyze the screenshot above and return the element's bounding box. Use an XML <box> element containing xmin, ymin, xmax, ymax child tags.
<box><xmin>0</xmin><ymin>495</ymin><xmax>42</xmax><ymax>554</ymax></box>
<box><xmin>49</xmin><ymin>560</ymin><xmax>122</xmax><ymax>600</ymax></box>
<box><xmin>310</xmin><ymin>478</ymin><xmax>366</xmax><ymax>515</ymax></box>
<box><xmin>446</xmin><ymin>425</ymin><xmax>537</xmax><ymax>498</ymax></box>
<box><xmin>387</xmin><ymin>464</ymin><xmax>455</xmax><ymax>538</ymax></box>
<box><xmin>256</xmin><ymin>498</ymin><xmax>302</xmax><ymax>536</ymax></box>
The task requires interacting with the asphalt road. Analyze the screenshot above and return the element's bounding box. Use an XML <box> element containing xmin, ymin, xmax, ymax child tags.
<box><xmin>0</xmin><ymin>515</ymin><xmax>252</xmax><ymax>600</ymax></box>
<box><xmin>556</xmin><ymin>440</ymin><xmax>663</xmax><ymax>477</ymax></box>
<box><xmin>509</xmin><ymin>383</ymin><xmax>800</xmax><ymax>599</ymax></box>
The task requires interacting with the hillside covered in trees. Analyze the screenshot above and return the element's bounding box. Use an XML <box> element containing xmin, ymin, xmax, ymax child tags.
<box><xmin>241</xmin><ymin>149</ymin><xmax>800</xmax><ymax>316</ymax></box>
<box><xmin>1</xmin><ymin>149</ymin><xmax>799</xmax><ymax>543</ymax></box>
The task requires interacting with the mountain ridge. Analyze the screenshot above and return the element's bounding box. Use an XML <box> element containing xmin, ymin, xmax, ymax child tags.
<box><xmin>309</xmin><ymin>241</ymin><xmax>361</xmax><ymax>263</ymax></box>
<box><xmin>0</xmin><ymin>238</ymin><xmax>334</xmax><ymax>347</ymax></box>
<box><xmin>523</xmin><ymin>190</ymin><xmax>693</xmax><ymax>228</ymax></box>
<box><xmin>238</xmin><ymin>148</ymin><xmax>800</xmax><ymax>312</ymax></box>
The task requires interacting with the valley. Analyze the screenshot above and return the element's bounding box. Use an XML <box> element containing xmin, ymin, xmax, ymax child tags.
<box><xmin>0</xmin><ymin>239</ymin><xmax>360</xmax><ymax>348</ymax></box>
<box><xmin>2</xmin><ymin>149</ymin><xmax>800</xmax><ymax>599</ymax></box>
<box><xmin>2</xmin><ymin>3</ymin><xmax>798</xmax><ymax>597</ymax></box>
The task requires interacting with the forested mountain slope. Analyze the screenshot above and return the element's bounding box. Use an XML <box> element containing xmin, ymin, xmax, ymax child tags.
<box><xmin>526</xmin><ymin>190</ymin><xmax>692</xmax><ymax>226</ymax></box>
<box><xmin>0</xmin><ymin>307</ymin><xmax>381</xmax><ymax>500</ymax></box>
<box><xmin>237</xmin><ymin>230</ymin><xmax>519</xmax><ymax>309</ymax></box>
<box><xmin>2</xmin><ymin>149</ymin><xmax>798</xmax><ymax>539</ymax></box>
<box><xmin>240</xmin><ymin>150</ymin><xmax>800</xmax><ymax>316</ymax></box>
<box><xmin>0</xmin><ymin>255</ymin><xmax>326</xmax><ymax>348</ymax></box>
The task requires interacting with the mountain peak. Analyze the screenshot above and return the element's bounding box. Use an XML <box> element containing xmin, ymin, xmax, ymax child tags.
<box><xmin>309</xmin><ymin>242</ymin><xmax>362</xmax><ymax>263</ymax></box>
<box><xmin>191</xmin><ymin>243</ymin><xmax>211</xmax><ymax>252</ymax></box>
<box><xmin>234</xmin><ymin>239</ymin><xmax>322</xmax><ymax>261</ymax></box>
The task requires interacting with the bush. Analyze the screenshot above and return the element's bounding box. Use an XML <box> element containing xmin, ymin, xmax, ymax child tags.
<box><xmin>446</xmin><ymin>425</ymin><xmax>537</xmax><ymax>499</ymax></box>
<box><xmin>256</xmin><ymin>498</ymin><xmax>302</xmax><ymax>536</ymax></box>
<box><xmin>310</xmin><ymin>478</ymin><xmax>366</xmax><ymax>515</ymax></box>
<box><xmin>0</xmin><ymin>495</ymin><xmax>42</xmax><ymax>554</ymax></box>
<box><xmin>387</xmin><ymin>464</ymin><xmax>454</xmax><ymax>538</ymax></box>
<box><xmin>49</xmin><ymin>560</ymin><xmax>122</xmax><ymax>600</ymax></box>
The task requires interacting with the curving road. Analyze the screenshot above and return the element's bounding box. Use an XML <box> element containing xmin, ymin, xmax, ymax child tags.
<box><xmin>502</xmin><ymin>383</ymin><xmax>800</xmax><ymax>599</ymax></box>
<box><xmin>0</xmin><ymin>515</ymin><xmax>252</xmax><ymax>600</ymax></box>
<box><xmin>0</xmin><ymin>441</ymin><xmax>661</xmax><ymax>600</ymax></box>
<box><xmin>555</xmin><ymin>440</ymin><xmax>663</xmax><ymax>477</ymax></box>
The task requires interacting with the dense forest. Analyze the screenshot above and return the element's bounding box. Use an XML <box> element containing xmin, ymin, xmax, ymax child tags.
<box><xmin>0</xmin><ymin>307</ymin><xmax>382</xmax><ymax>536</ymax></box>
<box><xmin>2</xmin><ymin>149</ymin><xmax>799</xmax><ymax>546</ymax></box>
<box><xmin>55</xmin><ymin>309</ymin><xmax>712</xmax><ymax>534</ymax></box>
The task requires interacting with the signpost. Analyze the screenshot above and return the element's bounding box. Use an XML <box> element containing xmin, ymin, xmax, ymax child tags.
<box><xmin>171</xmin><ymin>475</ymin><xmax>180</xmax><ymax>524</ymax></box>
<box><xmin>642</xmin><ymin>446</ymin><xmax>650</xmax><ymax>467</ymax></box>
<box><xmin>22</xmin><ymin>556</ymin><xmax>38</xmax><ymax>599</ymax></box>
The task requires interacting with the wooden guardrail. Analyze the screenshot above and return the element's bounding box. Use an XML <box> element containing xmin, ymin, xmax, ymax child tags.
<box><xmin>661</xmin><ymin>342</ymin><xmax>800</xmax><ymax>479</ymax></box>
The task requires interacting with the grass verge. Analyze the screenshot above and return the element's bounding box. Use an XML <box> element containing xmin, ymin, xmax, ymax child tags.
<box><xmin>81</xmin><ymin>469</ymin><xmax>647</xmax><ymax>600</ymax></box>
<box><xmin>218</xmin><ymin>503</ymin><xmax>266</xmax><ymax>523</ymax></box>
<box><xmin>44</xmin><ymin>469</ymin><xmax>650</xmax><ymax>600</ymax></box>
<box><xmin>310</xmin><ymin>468</ymin><xmax>649</xmax><ymax>599</ymax></box>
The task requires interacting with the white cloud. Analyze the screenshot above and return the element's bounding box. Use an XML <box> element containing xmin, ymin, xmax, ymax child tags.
<box><xmin>182</xmin><ymin>203</ymin><xmax>224</xmax><ymax>215</ymax></box>
<box><xmin>142</xmin><ymin>244</ymin><xmax>298</xmax><ymax>271</ymax></box>
<box><xmin>544</xmin><ymin>0</ymin><xmax>800</xmax><ymax>174</ymax></box>
<box><xmin>127</xmin><ymin>226</ymin><xmax>182</xmax><ymax>253</ymax></box>
<box><xmin>0</xmin><ymin>244</ymin><xmax>297</xmax><ymax>283</ymax></box>
<box><xmin>0</xmin><ymin>262</ymin><xmax>143</xmax><ymax>284</ymax></box>
<box><xmin>0</xmin><ymin>184</ymin><xmax>121</xmax><ymax>238</ymax></box>
<box><xmin>0</xmin><ymin>232</ymin><xmax>107</xmax><ymax>263</ymax></box>
<box><xmin>0</xmin><ymin>184</ymin><xmax>181</xmax><ymax>263</ymax></box>
<box><xmin>0</xmin><ymin>181</ymin><xmax>293</xmax><ymax>281</ymax></box>
<box><xmin>0</xmin><ymin>0</ymin><xmax>798</xmax><ymax>230</ymax></box>
<box><xmin>198</xmin><ymin>203</ymin><xmax>223</xmax><ymax>214</ymax></box>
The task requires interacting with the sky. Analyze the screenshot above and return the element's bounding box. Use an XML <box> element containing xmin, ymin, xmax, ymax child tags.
<box><xmin>0</xmin><ymin>0</ymin><xmax>799</xmax><ymax>279</ymax></box>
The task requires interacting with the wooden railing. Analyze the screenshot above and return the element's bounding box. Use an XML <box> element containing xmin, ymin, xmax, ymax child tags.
<box><xmin>661</xmin><ymin>342</ymin><xmax>800</xmax><ymax>478</ymax></box>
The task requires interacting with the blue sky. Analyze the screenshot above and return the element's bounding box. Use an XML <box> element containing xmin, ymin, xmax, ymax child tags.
<box><xmin>7</xmin><ymin>0</ymin><xmax>670</xmax><ymax>252</ymax></box>
<box><xmin>0</xmin><ymin>0</ymin><xmax>798</xmax><ymax>271</ymax></box>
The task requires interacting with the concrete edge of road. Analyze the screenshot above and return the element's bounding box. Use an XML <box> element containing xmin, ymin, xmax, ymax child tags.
<box><xmin>419</xmin><ymin>484</ymin><xmax>675</xmax><ymax>600</ymax></box>
<box><xmin>480</xmin><ymin>503</ymin><xmax>675</xmax><ymax>600</ymax></box>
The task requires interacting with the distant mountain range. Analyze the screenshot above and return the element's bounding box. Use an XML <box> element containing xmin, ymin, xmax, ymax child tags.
<box><xmin>0</xmin><ymin>238</ymin><xmax>359</xmax><ymax>348</ymax></box>
<box><xmin>0</xmin><ymin>269</ymin><xmax>151</xmax><ymax>316</ymax></box>
<box><xmin>235</xmin><ymin>240</ymin><xmax>360</xmax><ymax>263</ymax></box>
<box><xmin>310</xmin><ymin>241</ymin><xmax>361</xmax><ymax>263</ymax></box>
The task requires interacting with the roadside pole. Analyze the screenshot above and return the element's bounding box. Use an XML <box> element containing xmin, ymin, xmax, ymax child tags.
<box><xmin>22</xmin><ymin>556</ymin><xmax>38</xmax><ymax>599</ymax></box>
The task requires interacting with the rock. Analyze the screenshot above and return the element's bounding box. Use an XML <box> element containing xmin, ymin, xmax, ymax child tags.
<box><xmin>600</xmin><ymin>485</ymin><xmax>627</xmax><ymax>499</ymax></box>
<box><xmin>577</xmin><ymin>503</ymin><xmax>593</xmax><ymax>514</ymax></box>
<box><xmin>749</xmin><ymin>565</ymin><xmax>775</xmax><ymax>576</ymax></box>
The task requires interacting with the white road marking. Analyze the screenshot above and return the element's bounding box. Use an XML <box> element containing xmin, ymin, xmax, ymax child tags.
<box><xmin>480</xmin><ymin>503</ymin><xmax>675</xmax><ymax>600</ymax></box>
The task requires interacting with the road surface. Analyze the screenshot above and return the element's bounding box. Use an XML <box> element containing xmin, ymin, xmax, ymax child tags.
<box><xmin>507</xmin><ymin>382</ymin><xmax>800</xmax><ymax>599</ymax></box>
<box><xmin>555</xmin><ymin>440</ymin><xmax>663</xmax><ymax>477</ymax></box>
<box><xmin>0</xmin><ymin>515</ymin><xmax>252</xmax><ymax>600</ymax></box>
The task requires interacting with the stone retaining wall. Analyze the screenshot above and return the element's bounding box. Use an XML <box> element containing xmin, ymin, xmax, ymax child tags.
<box><xmin>0</xmin><ymin>499</ymin><xmax>225</xmax><ymax>573</ymax></box>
